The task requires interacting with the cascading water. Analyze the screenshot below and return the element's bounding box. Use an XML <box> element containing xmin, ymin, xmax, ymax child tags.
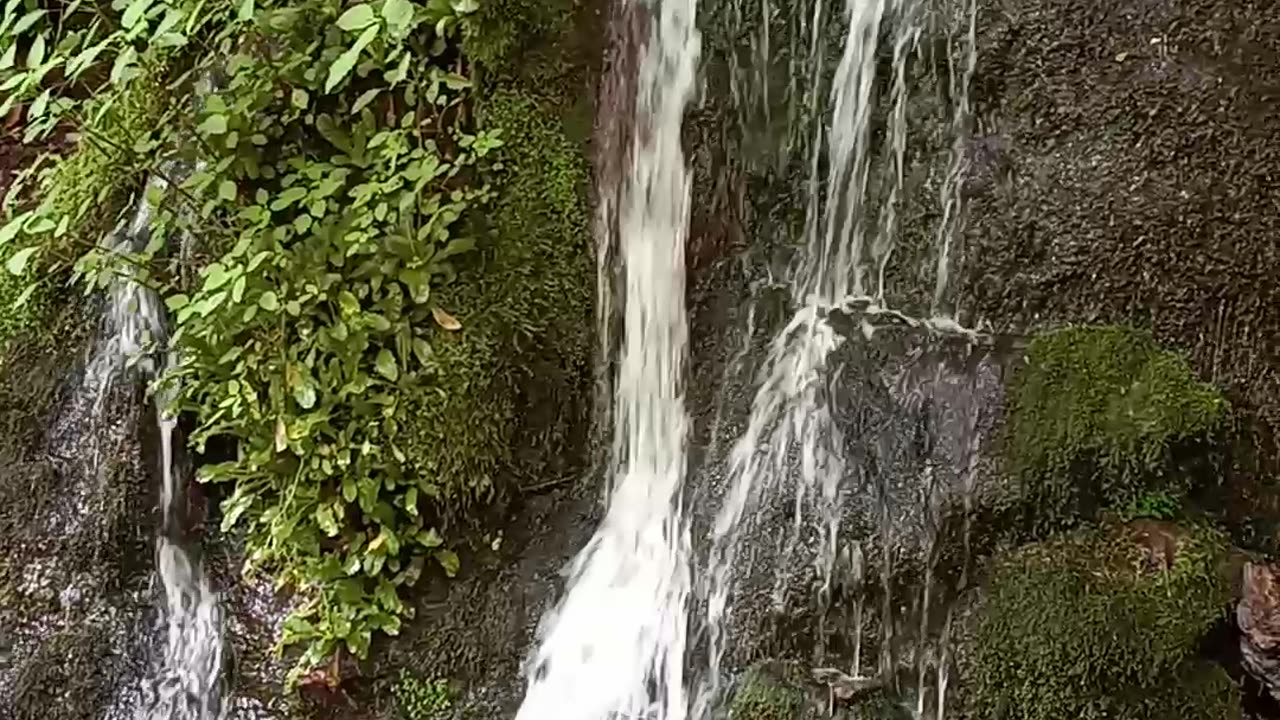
<box><xmin>520</xmin><ymin>0</ymin><xmax>985</xmax><ymax>715</ymax></box>
<box><xmin>515</xmin><ymin>0</ymin><xmax>701</xmax><ymax>717</ymax></box>
<box><xmin>96</xmin><ymin>176</ymin><xmax>226</xmax><ymax>720</ymax></box>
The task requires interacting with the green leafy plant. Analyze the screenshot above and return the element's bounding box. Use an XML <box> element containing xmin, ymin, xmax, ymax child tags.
<box><xmin>0</xmin><ymin>0</ymin><xmax>552</xmax><ymax>686</ymax></box>
<box><xmin>1118</xmin><ymin>489</ymin><xmax>1181</xmax><ymax>522</ymax></box>
<box><xmin>393</xmin><ymin>670</ymin><xmax>453</xmax><ymax>720</ymax></box>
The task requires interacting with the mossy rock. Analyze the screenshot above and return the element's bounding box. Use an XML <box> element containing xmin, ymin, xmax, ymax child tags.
<box><xmin>1004</xmin><ymin>325</ymin><xmax>1227</xmax><ymax>530</ymax></box>
<box><xmin>399</xmin><ymin>83</ymin><xmax>592</xmax><ymax>510</ymax></box>
<box><xmin>961</xmin><ymin>523</ymin><xmax>1239</xmax><ymax>720</ymax></box>
<box><xmin>728</xmin><ymin>661</ymin><xmax>813</xmax><ymax>720</ymax></box>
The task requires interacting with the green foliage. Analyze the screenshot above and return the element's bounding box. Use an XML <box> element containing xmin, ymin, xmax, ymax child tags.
<box><xmin>964</xmin><ymin>524</ymin><xmax>1237</xmax><ymax>720</ymax></box>
<box><xmin>461</xmin><ymin>0</ymin><xmax>572</xmax><ymax>70</ymax></box>
<box><xmin>0</xmin><ymin>0</ymin><xmax>592</xmax><ymax>687</ymax></box>
<box><xmin>1118</xmin><ymin>489</ymin><xmax>1181</xmax><ymax>522</ymax></box>
<box><xmin>393</xmin><ymin>670</ymin><xmax>453</xmax><ymax>720</ymax></box>
<box><xmin>1005</xmin><ymin>326</ymin><xmax>1227</xmax><ymax>529</ymax></box>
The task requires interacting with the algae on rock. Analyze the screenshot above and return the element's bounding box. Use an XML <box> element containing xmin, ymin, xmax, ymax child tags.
<box><xmin>1004</xmin><ymin>326</ymin><xmax>1227</xmax><ymax>530</ymax></box>
<box><xmin>960</xmin><ymin>523</ymin><xmax>1238</xmax><ymax>720</ymax></box>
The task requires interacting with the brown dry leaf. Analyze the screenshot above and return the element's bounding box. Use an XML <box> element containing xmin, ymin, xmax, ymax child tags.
<box><xmin>432</xmin><ymin>306</ymin><xmax>462</xmax><ymax>331</ymax></box>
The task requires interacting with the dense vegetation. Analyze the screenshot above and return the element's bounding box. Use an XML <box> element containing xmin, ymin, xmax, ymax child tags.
<box><xmin>0</xmin><ymin>0</ymin><xmax>588</xmax><ymax>684</ymax></box>
<box><xmin>1004</xmin><ymin>326</ymin><xmax>1228</xmax><ymax>530</ymax></box>
<box><xmin>963</xmin><ymin>523</ymin><xmax>1240</xmax><ymax>720</ymax></box>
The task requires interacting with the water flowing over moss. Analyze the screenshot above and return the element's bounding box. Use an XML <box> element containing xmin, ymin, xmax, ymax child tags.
<box><xmin>1005</xmin><ymin>326</ymin><xmax>1228</xmax><ymax>529</ymax></box>
<box><xmin>963</xmin><ymin>523</ymin><xmax>1238</xmax><ymax>720</ymax></box>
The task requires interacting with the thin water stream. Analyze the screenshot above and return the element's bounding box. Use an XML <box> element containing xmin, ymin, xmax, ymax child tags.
<box><xmin>96</xmin><ymin>175</ymin><xmax>226</xmax><ymax>720</ymax></box>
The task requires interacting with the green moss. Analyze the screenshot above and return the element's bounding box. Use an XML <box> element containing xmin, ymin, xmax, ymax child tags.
<box><xmin>0</xmin><ymin>61</ymin><xmax>166</xmax><ymax>354</ymax></box>
<box><xmin>729</xmin><ymin>662</ymin><xmax>808</xmax><ymax>720</ymax></box>
<box><xmin>400</xmin><ymin>85</ymin><xmax>592</xmax><ymax>508</ymax></box>
<box><xmin>463</xmin><ymin>0</ymin><xmax>575</xmax><ymax>71</ymax></box>
<box><xmin>963</xmin><ymin>524</ymin><xmax>1236</xmax><ymax>720</ymax></box>
<box><xmin>393</xmin><ymin>670</ymin><xmax>454</xmax><ymax>720</ymax></box>
<box><xmin>1005</xmin><ymin>326</ymin><xmax>1227</xmax><ymax>529</ymax></box>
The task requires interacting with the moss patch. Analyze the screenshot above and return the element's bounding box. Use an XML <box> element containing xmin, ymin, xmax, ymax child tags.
<box><xmin>1005</xmin><ymin>325</ymin><xmax>1227</xmax><ymax>530</ymax></box>
<box><xmin>401</xmin><ymin>82</ymin><xmax>592</xmax><ymax>512</ymax></box>
<box><xmin>729</xmin><ymin>662</ymin><xmax>809</xmax><ymax>720</ymax></box>
<box><xmin>962</xmin><ymin>523</ymin><xmax>1237</xmax><ymax>720</ymax></box>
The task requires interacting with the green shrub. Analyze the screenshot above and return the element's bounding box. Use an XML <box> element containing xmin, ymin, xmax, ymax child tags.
<box><xmin>0</xmin><ymin>0</ymin><xmax>592</xmax><ymax>686</ymax></box>
<box><xmin>1005</xmin><ymin>326</ymin><xmax>1227</xmax><ymax>529</ymax></box>
<box><xmin>964</xmin><ymin>524</ymin><xmax>1237</xmax><ymax>720</ymax></box>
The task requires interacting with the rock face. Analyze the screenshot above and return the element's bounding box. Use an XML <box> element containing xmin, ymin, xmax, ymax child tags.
<box><xmin>0</xmin><ymin>303</ymin><xmax>156</xmax><ymax>720</ymax></box>
<box><xmin>1239</xmin><ymin>562</ymin><xmax>1280</xmax><ymax>701</ymax></box>
<box><xmin>959</xmin><ymin>0</ymin><xmax>1280</xmax><ymax>551</ymax></box>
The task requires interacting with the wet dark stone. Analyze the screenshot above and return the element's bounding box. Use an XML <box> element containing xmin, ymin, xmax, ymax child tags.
<box><xmin>956</xmin><ymin>0</ymin><xmax>1280</xmax><ymax>552</ymax></box>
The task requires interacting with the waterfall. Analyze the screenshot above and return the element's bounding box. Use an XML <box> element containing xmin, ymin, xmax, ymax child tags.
<box><xmin>95</xmin><ymin>175</ymin><xmax>226</xmax><ymax>720</ymax></box>
<box><xmin>515</xmin><ymin>0</ymin><xmax>701</xmax><ymax>716</ymax></box>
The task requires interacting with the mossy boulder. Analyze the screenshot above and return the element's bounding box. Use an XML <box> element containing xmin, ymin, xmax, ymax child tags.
<box><xmin>1004</xmin><ymin>325</ymin><xmax>1227</xmax><ymax>530</ymax></box>
<box><xmin>960</xmin><ymin>523</ymin><xmax>1239</xmax><ymax>720</ymax></box>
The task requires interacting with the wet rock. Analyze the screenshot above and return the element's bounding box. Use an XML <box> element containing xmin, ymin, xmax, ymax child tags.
<box><xmin>1238</xmin><ymin>561</ymin><xmax>1280</xmax><ymax>701</ymax></box>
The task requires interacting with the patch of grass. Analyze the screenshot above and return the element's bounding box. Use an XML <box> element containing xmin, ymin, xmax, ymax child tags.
<box><xmin>1004</xmin><ymin>326</ymin><xmax>1227</xmax><ymax>530</ymax></box>
<box><xmin>963</xmin><ymin>523</ymin><xmax>1237</xmax><ymax>720</ymax></box>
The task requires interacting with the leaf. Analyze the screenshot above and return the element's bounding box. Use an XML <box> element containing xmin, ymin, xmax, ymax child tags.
<box><xmin>237</xmin><ymin>0</ymin><xmax>254</xmax><ymax>21</ymax></box>
<box><xmin>416</xmin><ymin>528</ymin><xmax>443</xmax><ymax>548</ymax></box>
<box><xmin>165</xmin><ymin>294</ymin><xmax>190</xmax><ymax>310</ymax></box>
<box><xmin>0</xmin><ymin>214</ymin><xmax>27</xmax><ymax>246</ymax></box>
<box><xmin>202</xmin><ymin>262</ymin><xmax>231</xmax><ymax>291</ymax></box>
<box><xmin>293</xmin><ymin>376</ymin><xmax>316</xmax><ymax>409</ymax></box>
<box><xmin>122</xmin><ymin>0</ymin><xmax>155</xmax><ymax>29</ymax></box>
<box><xmin>220</xmin><ymin>488</ymin><xmax>255</xmax><ymax>532</ymax></box>
<box><xmin>351</xmin><ymin>87</ymin><xmax>381</xmax><ymax>114</ymax></box>
<box><xmin>218</xmin><ymin>180</ymin><xmax>237</xmax><ymax>202</ymax></box>
<box><xmin>26</xmin><ymin>33</ymin><xmax>44</xmax><ymax>69</ymax></box>
<box><xmin>431</xmin><ymin>306</ymin><xmax>461</xmax><ymax>331</ymax></box>
<box><xmin>291</xmin><ymin>87</ymin><xmax>309</xmax><ymax>109</ymax></box>
<box><xmin>336</xmin><ymin>3</ymin><xmax>375</xmax><ymax>30</ymax></box>
<box><xmin>324</xmin><ymin>25</ymin><xmax>378</xmax><ymax>93</ymax></box>
<box><xmin>198</xmin><ymin>114</ymin><xmax>228</xmax><ymax>135</ymax></box>
<box><xmin>374</xmin><ymin>348</ymin><xmax>398</xmax><ymax>382</ymax></box>
<box><xmin>434</xmin><ymin>549</ymin><xmax>460</xmax><ymax>577</ymax></box>
<box><xmin>398</xmin><ymin>267</ymin><xmax>429</xmax><ymax>303</ymax></box>
<box><xmin>5</xmin><ymin>246</ymin><xmax>38</xmax><ymax>276</ymax></box>
<box><xmin>342</xmin><ymin>477</ymin><xmax>358</xmax><ymax>503</ymax></box>
<box><xmin>412</xmin><ymin>337</ymin><xmax>432</xmax><ymax>366</ymax></box>
<box><xmin>259</xmin><ymin>290</ymin><xmax>280</xmax><ymax>311</ymax></box>
<box><xmin>0</xmin><ymin>44</ymin><xmax>15</xmax><ymax>72</ymax></box>
<box><xmin>12</xmin><ymin>10</ymin><xmax>46</xmax><ymax>35</ymax></box>
<box><xmin>315</xmin><ymin>504</ymin><xmax>339</xmax><ymax>536</ymax></box>
<box><xmin>274</xmin><ymin>416</ymin><xmax>288</xmax><ymax>452</ymax></box>
<box><xmin>232</xmin><ymin>276</ymin><xmax>246</xmax><ymax>303</ymax></box>
<box><xmin>27</xmin><ymin>89</ymin><xmax>48</xmax><ymax>120</ymax></box>
<box><xmin>381</xmin><ymin>0</ymin><xmax>413</xmax><ymax>32</ymax></box>
<box><xmin>110</xmin><ymin>46</ymin><xmax>137</xmax><ymax>84</ymax></box>
<box><xmin>270</xmin><ymin>186</ymin><xmax>307</xmax><ymax>210</ymax></box>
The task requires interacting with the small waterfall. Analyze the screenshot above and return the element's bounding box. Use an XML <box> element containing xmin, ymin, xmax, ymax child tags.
<box><xmin>96</xmin><ymin>175</ymin><xmax>226</xmax><ymax>720</ymax></box>
<box><xmin>515</xmin><ymin>0</ymin><xmax>701</xmax><ymax>716</ymax></box>
<box><xmin>695</xmin><ymin>0</ymin><xmax>981</xmax><ymax>715</ymax></box>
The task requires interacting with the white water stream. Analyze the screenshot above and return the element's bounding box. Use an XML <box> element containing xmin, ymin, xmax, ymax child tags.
<box><xmin>96</xmin><ymin>176</ymin><xmax>226</xmax><ymax>720</ymax></box>
<box><xmin>515</xmin><ymin>0</ymin><xmax>700</xmax><ymax>717</ymax></box>
<box><xmin>520</xmin><ymin>0</ymin><xmax>980</xmax><ymax>715</ymax></box>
